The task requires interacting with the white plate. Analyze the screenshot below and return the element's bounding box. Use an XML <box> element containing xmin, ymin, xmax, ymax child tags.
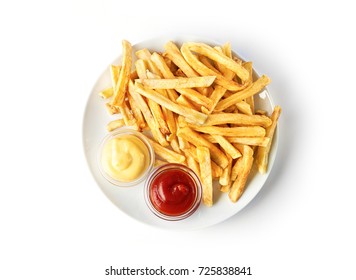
<box><xmin>82</xmin><ymin>36</ymin><xmax>278</xmax><ymax>230</ymax></box>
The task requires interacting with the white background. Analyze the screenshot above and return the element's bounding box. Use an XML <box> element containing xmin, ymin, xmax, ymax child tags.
<box><xmin>1</xmin><ymin>0</ymin><xmax>355</xmax><ymax>279</ymax></box>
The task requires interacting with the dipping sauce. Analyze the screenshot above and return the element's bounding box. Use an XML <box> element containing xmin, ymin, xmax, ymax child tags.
<box><xmin>145</xmin><ymin>164</ymin><xmax>202</xmax><ymax>220</ymax></box>
<box><xmin>101</xmin><ymin>134</ymin><xmax>150</xmax><ymax>182</ymax></box>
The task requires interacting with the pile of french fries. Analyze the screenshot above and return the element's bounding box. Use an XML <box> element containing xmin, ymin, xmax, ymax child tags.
<box><xmin>99</xmin><ymin>40</ymin><xmax>281</xmax><ymax>206</ymax></box>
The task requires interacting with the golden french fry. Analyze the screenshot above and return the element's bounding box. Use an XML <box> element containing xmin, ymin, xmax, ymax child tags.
<box><xmin>134</xmin><ymin>82</ymin><xmax>208</xmax><ymax>125</ymax></box>
<box><xmin>175</xmin><ymin>88</ymin><xmax>212</xmax><ymax>108</ymax></box>
<box><xmin>137</xmin><ymin>76</ymin><xmax>216</xmax><ymax>89</ymax></box>
<box><xmin>183</xmin><ymin>146</ymin><xmax>223</xmax><ymax>178</ymax></box>
<box><xmin>229</xmin><ymin>145</ymin><xmax>254</xmax><ymax>202</ymax></box>
<box><xmin>205</xmin><ymin>135</ymin><xmax>241</xmax><ymax>159</ymax></box>
<box><xmin>99</xmin><ymin>87</ymin><xmax>114</xmax><ymax>99</ymax></box>
<box><xmin>190</xmin><ymin>125</ymin><xmax>266</xmax><ymax>137</ymax></box>
<box><xmin>243</xmin><ymin>61</ymin><xmax>254</xmax><ymax>112</ymax></box>
<box><xmin>145</xmin><ymin>71</ymin><xmax>177</xmax><ymax>135</ymax></box>
<box><xmin>148</xmin><ymin>138</ymin><xmax>185</xmax><ymax>164</ymax></box>
<box><xmin>204</xmin><ymin>113</ymin><xmax>272</xmax><ymax>127</ymax></box>
<box><xmin>128</xmin><ymin>81</ymin><xmax>168</xmax><ymax>147</ymax></box>
<box><xmin>106</xmin><ymin>119</ymin><xmax>125</xmax><ymax>132</ymax></box>
<box><xmin>118</xmin><ymin>101</ymin><xmax>137</xmax><ymax>128</ymax></box>
<box><xmin>219</xmin><ymin>154</ymin><xmax>232</xmax><ymax>186</ymax></box>
<box><xmin>177</xmin><ymin>127</ymin><xmax>228</xmax><ymax>168</ymax></box>
<box><xmin>181</xmin><ymin>43</ymin><xmax>248</xmax><ymax>91</ymax></box>
<box><xmin>197</xmin><ymin>146</ymin><xmax>213</xmax><ymax>207</ymax></box>
<box><xmin>127</xmin><ymin>93</ymin><xmax>146</xmax><ymax>130</ymax></box>
<box><xmin>184</xmin><ymin>153</ymin><xmax>201</xmax><ymax>178</ymax></box>
<box><xmin>255</xmin><ymin>106</ymin><xmax>281</xmax><ymax>174</ymax></box>
<box><xmin>214</xmin><ymin>75</ymin><xmax>271</xmax><ymax>111</ymax></box>
<box><xmin>111</xmin><ymin>40</ymin><xmax>132</xmax><ymax>106</ymax></box>
<box><xmin>164</xmin><ymin>41</ymin><xmax>199</xmax><ymax>77</ymax></box>
<box><xmin>226</xmin><ymin>137</ymin><xmax>270</xmax><ymax>147</ymax></box>
<box><xmin>176</xmin><ymin>95</ymin><xmax>201</xmax><ymax>111</ymax></box>
<box><xmin>105</xmin><ymin>102</ymin><xmax>119</xmax><ymax>115</ymax></box>
<box><xmin>235</xmin><ymin>101</ymin><xmax>253</xmax><ymax>115</ymax></box>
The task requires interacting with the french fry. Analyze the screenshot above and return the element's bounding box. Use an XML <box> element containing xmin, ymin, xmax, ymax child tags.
<box><xmin>148</xmin><ymin>138</ymin><xmax>185</xmax><ymax>164</ymax></box>
<box><xmin>177</xmin><ymin>127</ymin><xmax>228</xmax><ymax>168</ymax></box>
<box><xmin>235</xmin><ymin>101</ymin><xmax>253</xmax><ymax>115</ymax></box>
<box><xmin>184</xmin><ymin>153</ymin><xmax>201</xmax><ymax>178</ymax></box>
<box><xmin>134</xmin><ymin>82</ymin><xmax>208</xmax><ymax>125</ymax></box>
<box><xmin>137</xmin><ymin>76</ymin><xmax>216</xmax><ymax>89</ymax></box>
<box><xmin>229</xmin><ymin>145</ymin><xmax>254</xmax><ymax>203</ymax></box>
<box><xmin>227</xmin><ymin>137</ymin><xmax>270</xmax><ymax>147</ymax></box>
<box><xmin>164</xmin><ymin>41</ymin><xmax>199</xmax><ymax>77</ymax></box>
<box><xmin>243</xmin><ymin>61</ymin><xmax>254</xmax><ymax>112</ymax></box>
<box><xmin>197</xmin><ymin>146</ymin><xmax>213</xmax><ymax>207</ymax></box>
<box><xmin>204</xmin><ymin>113</ymin><xmax>272</xmax><ymax>127</ymax></box>
<box><xmin>189</xmin><ymin>125</ymin><xmax>266</xmax><ymax>137</ymax></box>
<box><xmin>146</xmin><ymin>71</ymin><xmax>177</xmax><ymax>135</ymax></box>
<box><xmin>127</xmin><ymin>94</ymin><xmax>146</xmax><ymax>130</ymax></box>
<box><xmin>219</xmin><ymin>154</ymin><xmax>233</xmax><ymax>186</ymax></box>
<box><xmin>111</xmin><ymin>40</ymin><xmax>132</xmax><ymax>106</ymax></box>
<box><xmin>118</xmin><ymin>101</ymin><xmax>137</xmax><ymax>127</ymax></box>
<box><xmin>176</xmin><ymin>95</ymin><xmax>201</xmax><ymax>111</ymax></box>
<box><xmin>181</xmin><ymin>43</ymin><xmax>248</xmax><ymax>91</ymax></box>
<box><xmin>175</xmin><ymin>88</ymin><xmax>212</xmax><ymax>108</ymax></box>
<box><xmin>205</xmin><ymin>135</ymin><xmax>241</xmax><ymax>159</ymax></box>
<box><xmin>99</xmin><ymin>87</ymin><xmax>114</xmax><ymax>99</ymax></box>
<box><xmin>214</xmin><ymin>75</ymin><xmax>271</xmax><ymax>111</ymax></box>
<box><xmin>183</xmin><ymin>146</ymin><xmax>222</xmax><ymax>178</ymax></box>
<box><xmin>135</xmin><ymin>60</ymin><xmax>170</xmax><ymax>134</ymax></box>
<box><xmin>255</xmin><ymin>106</ymin><xmax>281</xmax><ymax>174</ymax></box>
<box><xmin>106</xmin><ymin>118</ymin><xmax>125</xmax><ymax>132</ymax></box>
<box><xmin>128</xmin><ymin>81</ymin><xmax>169</xmax><ymax>147</ymax></box>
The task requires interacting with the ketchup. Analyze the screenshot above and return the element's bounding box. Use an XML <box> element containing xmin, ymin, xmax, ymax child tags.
<box><xmin>149</xmin><ymin>168</ymin><xmax>198</xmax><ymax>216</ymax></box>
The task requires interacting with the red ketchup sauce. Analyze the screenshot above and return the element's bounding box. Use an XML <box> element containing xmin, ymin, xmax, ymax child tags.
<box><xmin>149</xmin><ymin>168</ymin><xmax>198</xmax><ymax>216</ymax></box>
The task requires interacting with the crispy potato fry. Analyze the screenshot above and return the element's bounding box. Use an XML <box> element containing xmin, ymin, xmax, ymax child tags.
<box><xmin>105</xmin><ymin>102</ymin><xmax>119</xmax><ymax>115</ymax></box>
<box><xmin>227</xmin><ymin>137</ymin><xmax>270</xmax><ymax>147</ymax></box>
<box><xmin>127</xmin><ymin>94</ymin><xmax>146</xmax><ymax>130</ymax></box>
<box><xmin>184</xmin><ymin>153</ymin><xmax>201</xmax><ymax>178</ymax></box>
<box><xmin>229</xmin><ymin>145</ymin><xmax>254</xmax><ymax>202</ymax></box>
<box><xmin>176</xmin><ymin>95</ymin><xmax>201</xmax><ymax>111</ymax></box>
<box><xmin>205</xmin><ymin>135</ymin><xmax>241</xmax><ymax>159</ymax></box>
<box><xmin>118</xmin><ymin>101</ymin><xmax>137</xmax><ymax>128</ymax></box>
<box><xmin>215</xmin><ymin>75</ymin><xmax>271</xmax><ymax>111</ymax></box>
<box><xmin>106</xmin><ymin>118</ymin><xmax>125</xmax><ymax>132</ymax></box>
<box><xmin>219</xmin><ymin>154</ymin><xmax>233</xmax><ymax>186</ymax></box>
<box><xmin>243</xmin><ymin>61</ymin><xmax>254</xmax><ymax>112</ymax></box>
<box><xmin>128</xmin><ymin>81</ymin><xmax>168</xmax><ymax>147</ymax></box>
<box><xmin>99</xmin><ymin>87</ymin><xmax>114</xmax><ymax>99</ymax></box>
<box><xmin>197</xmin><ymin>146</ymin><xmax>213</xmax><ymax>207</ymax></box>
<box><xmin>255</xmin><ymin>106</ymin><xmax>281</xmax><ymax>174</ymax></box>
<box><xmin>177</xmin><ymin>127</ymin><xmax>228</xmax><ymax>168</ymax></box>
<box><xmin>148</xmin><ymin>138</ymin><xmax>185</xmax><ymax>164</ymax></box>
<box><xmin>183</xmin><ymin>146</ymin><xmax>222</xmax><ymax>178</ymax></box>
<box><xmin>181</xmin><ymin>43</ymin><xmax>248</xmax><ymax>91</ymax></box>
<box><xmin>235</xmin><ymin>101</ymin><xmax>253</xmax><ymax>115</ymax></box>
<box><xmin>204</xmin><ymin>113</ymin><xmax>272</xmax><ymax>127</ymax></box>
<box><xmin>176</xmin><ymin>88</ymin><xmax>212</xmax><ymax>108</ymax></box>
<box><xmin>137</xmin><ymin>76</ymin><xmax>216</xmax><ymax>89</ymax></box>
<box><xmin>164</xmin><ymin>41</ymin><xmax>199</xmax><ymax>77</ymax></box>
<box><xmin>134</xmin><ymin>82</ymin><xmax>208</xmax><ymax>125</ymax></box>
<box><xmin>111</xmin><ymin>40</ymin><xmax>132</xmax><ymax>106</ymax></box>
<box><xmin>190</xmin><ymin>125</ymin><xmax>266</xmax><ymax>137</ymax></box>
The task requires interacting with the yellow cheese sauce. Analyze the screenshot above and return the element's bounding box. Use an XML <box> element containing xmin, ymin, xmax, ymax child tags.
<box><xmin>101</xmin><ymin>135</ymin><xmax>150</xmax><ymax>182</ymax></box>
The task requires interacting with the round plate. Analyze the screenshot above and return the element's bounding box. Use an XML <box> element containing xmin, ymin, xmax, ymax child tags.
<box><xmin>82</xmin><ymin>36</ymin><xmax>278</xmax><ymax>230</ymax></box>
